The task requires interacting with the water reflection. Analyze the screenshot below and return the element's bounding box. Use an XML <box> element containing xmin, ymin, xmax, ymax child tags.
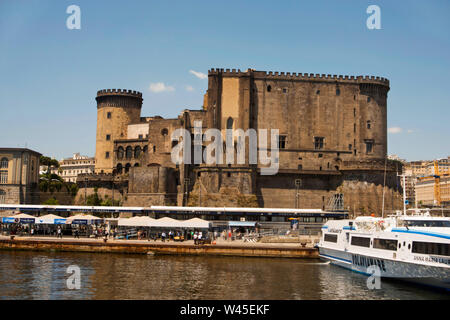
<box><xmin>0</xmin><ymin>251</ymin><xmax>447</xmax><ymax>300</ymax></box>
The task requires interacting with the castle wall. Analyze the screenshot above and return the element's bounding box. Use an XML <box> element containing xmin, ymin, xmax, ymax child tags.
<box><xmin>94</xmin><ymin>89</ymin><xmax>143</xmax><ymax>174</ymax></box>
<box><xmin>92</xmin><ymin>70</ymin><xmax>400</xmax><ymax>216</ymax></box>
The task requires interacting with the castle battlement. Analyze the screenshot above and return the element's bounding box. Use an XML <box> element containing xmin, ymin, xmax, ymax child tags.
<box><xmin>96</xmin><ymin>89</ymin><xmax>143</xmax><ymax>98</ymax></box>
<box><xmin>208</xmin><ymin>68</ymin><xmax>389</xmax><ymax>87</ymax></box>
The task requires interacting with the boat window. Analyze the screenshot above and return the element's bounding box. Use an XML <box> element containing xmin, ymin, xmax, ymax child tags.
<box><xmin>412</xmin><ymin>241</ymin><xmax>450</xmax><ymax>257</ymax></box>
<box><xmin>324</xmin><ymin>234</ymin><xmax>338</xmax><ymax>243</ymax></box>
<box><xmin>405</xmin><ymin>220</ymin><xmax>450</xmax><ymax>227</ymax></box>
<box><xmin>351</xmin><ymin>236</ymin><xmax>371</xmax><ymax>248</ymax></box>
<box><xmin>373</xmin><ymin>238</ymin><xmax>398</xmax><ymax>251</ymax></box>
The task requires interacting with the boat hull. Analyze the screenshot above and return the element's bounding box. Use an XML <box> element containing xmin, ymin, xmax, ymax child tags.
<box><xmin>319</xmin><ymin>247</ymin><xmax>450</xmax><ymax>291</ymax></box>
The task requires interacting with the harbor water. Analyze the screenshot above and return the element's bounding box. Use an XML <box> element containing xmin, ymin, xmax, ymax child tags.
<box><xmin>0</xmin><ymin>250</ymin><xmax>448</xmax><ymax>300</ymax></box>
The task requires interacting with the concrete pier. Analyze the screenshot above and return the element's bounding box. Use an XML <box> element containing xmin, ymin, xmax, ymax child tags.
<box><xmin>0</xmin><ymin>236</ymin><xmax>319</xmax><ymax>259</ymax></box>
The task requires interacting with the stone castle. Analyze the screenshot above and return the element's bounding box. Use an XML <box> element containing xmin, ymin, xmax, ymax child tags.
<box><xmin>88</xmin><ymin>68</ymin><xmax>403</xmax><ymax>215</ymax></box>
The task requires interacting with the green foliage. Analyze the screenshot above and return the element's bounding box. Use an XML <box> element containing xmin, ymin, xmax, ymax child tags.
<box><xmin>40</xmin><ymin>155</ymin><xmax>60</xmax><ymax>173</ymax></box>
<box><xmin>42</xmin><ymin>197</ymin><xmax>59</xmax><ymax>205</ymax></box>
<box><xmin>65</xmin><ymin>183</ymin><xmax>79</xmax><ymax>197</ymax></box>
<box><xmin>86</xmin><ymin>192</ymin><xmax>102</xmax><ymax>206</ymax></box>
<box><xmin>86</xmin><ymin>188</ymin><xmax>120</xmax><ymax>206</ymax></box>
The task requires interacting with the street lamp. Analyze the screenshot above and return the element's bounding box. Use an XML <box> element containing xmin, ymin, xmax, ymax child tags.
<box><xmin>184</xmin><ymin>178</ymin><xmax>190</xmax><ymax>206</ymax></box>
<box><xmin>295</xmin><ymin>179</ymin><xmax>302</xmax><ymax>209</ymax></box>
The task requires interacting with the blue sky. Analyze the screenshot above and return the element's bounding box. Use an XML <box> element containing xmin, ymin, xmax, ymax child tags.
<box><xmin>0</xmin><ymin>0</ymin><xmax>449</xmax><ymax>161</ymax></box>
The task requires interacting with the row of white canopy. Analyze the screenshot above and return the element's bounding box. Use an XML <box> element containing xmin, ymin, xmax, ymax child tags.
<box><xmin>117</xmin><ymin>216</ymin><xmax>210</xmax><ymax>229</ymax></box>
<box><xmin>2</xmin><ymin>213</ymin><xmax>210</xmax><ymax>228</ymax></box>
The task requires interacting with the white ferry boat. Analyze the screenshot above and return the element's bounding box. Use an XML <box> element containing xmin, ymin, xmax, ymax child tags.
<box><xmin>318</xmin><ymin>211</ymin><xmax>450</xmax><ymax>291</ymax></box>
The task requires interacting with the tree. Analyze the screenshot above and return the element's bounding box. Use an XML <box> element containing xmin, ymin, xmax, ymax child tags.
<box><xmin>40</xmin><ymin>155</ymin><xmax>60</xmax><ymax>174</ymax></box>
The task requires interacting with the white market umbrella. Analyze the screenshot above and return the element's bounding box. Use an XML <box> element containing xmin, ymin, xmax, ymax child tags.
<box><xmin>118</xmin><ymin>216</ymin><xmax>155</xmax><ymax>227</ymax></box>
<box><xmin>151</xmin><ymin>217</ymin><xmax>184</xmax><ymax>228</ymax></box>
<box><xmin>180</xmin><ymin>218</ymin><xmax>210</xmax><ymax>229</ymax></box>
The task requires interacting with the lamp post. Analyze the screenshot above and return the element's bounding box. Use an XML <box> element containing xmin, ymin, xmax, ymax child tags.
<box><xmin>295</xmin><ymin>179</ymin><xmax>302</xmax><ymax>209</ymax></box>
<box><xmin>84</xmin><ymin>177</ymin><xmax>88</xmax><ymax>205</ymax></box>
<box><xmin>184</xmin><ymin>178</ymin><xmax>190</xmax><ymax>206</ymax></box>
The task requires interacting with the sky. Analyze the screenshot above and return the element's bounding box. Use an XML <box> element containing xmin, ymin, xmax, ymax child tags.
<box><xmin>0</xmin><ymin>0</ymin><xmax>449</xmax><ymax>161</ymax></box>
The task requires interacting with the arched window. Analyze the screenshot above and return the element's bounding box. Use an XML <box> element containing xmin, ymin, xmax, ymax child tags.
<box><xmin>161</xmin><ymin>128</ymin><xmax>168</xmax><ymax>136</ymax></box>
<box><xmin>226</xmin><ymin>117</ymin><xmax>233</xmax><ymax>130</ymax></box>
<box><xmin>267</xmin><ymin>85</ymin><xmax>271</xmax><ymax>92</ymax></box>
<box><xmin>134</xmin><ymin>163</ymin><xmax>139</xmax><ymax>167</ymax></box>
<box><xmin>134</xmin><ymin>146</ymin><xmax>142</xmax><ymax>158</ymax></box>
<box><xmin>117</xmin><ymin>147</ymin><xmax>124</xmax><ymax>159</ymax></box>
<box><xmin>126</xmin><ymin>146</ymin><xmax>132</xmax><ymax>159</ymax></box>
<box><xmin>125</xmin><ymin>163</ymin><xmax>131</xmax><ymax>173</ymax></box>
<box><xmin>0</xmin><ymin>158</ymin><xmax>8</xmax><ymax>169</ymax></box>
<box><xmin>0</xmin><ymin>190</ymin><xmax>5</xmax><ymax>203</ymax></box>
<box><xmin>116</xmin><ymin>163</ymin><xmax>123</xmax><ymax>174</ymax></box>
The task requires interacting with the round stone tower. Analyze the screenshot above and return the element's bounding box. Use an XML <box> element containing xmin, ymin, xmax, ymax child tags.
<box><xmin>94</xmin><ymin>89</ymin><xmax>143</xmax><ymax>173</ymax></box>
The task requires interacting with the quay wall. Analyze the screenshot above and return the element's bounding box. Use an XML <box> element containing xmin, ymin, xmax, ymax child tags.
<box><xmin>0</xmin><ymin>238</ymin><xmax>318</xmax><ymax>259</ymax></box>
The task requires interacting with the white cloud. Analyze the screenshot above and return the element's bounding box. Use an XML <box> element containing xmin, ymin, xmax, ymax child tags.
<box><xmin>407</xmin><ymin>129</ymin><xmax>414</xmax><ymax>134</ymax></box>
<box><xmin>189</xmin><ymin>70</ymin><xmax>207</xmax><ymax>79</ymax></box>
<box><xmin>388</xmin><ymin>127</ymin><xmax>402</xmax><ymax>134</ymax></box>
<box><xmin>185</xmin><ymin>85</ymin><xmax>194</xmax><ymax>92</ymax></box>
<box><xmin>149</xmin><ymin>82</ymin><xmax>175</xmax><ymax>93</ymax></box>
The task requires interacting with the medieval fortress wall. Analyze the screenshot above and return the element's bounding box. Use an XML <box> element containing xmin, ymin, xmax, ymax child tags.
<box><xmin>90</xmin><ymin>69</ymin><xmax>402</xmax><ymax>215</ymax></box>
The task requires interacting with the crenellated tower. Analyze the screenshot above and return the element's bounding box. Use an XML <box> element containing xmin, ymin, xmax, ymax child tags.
<box><xmin>94</xmin><ymin>89</ymin><xmax>143</xmax><ymax>173</ymax></box>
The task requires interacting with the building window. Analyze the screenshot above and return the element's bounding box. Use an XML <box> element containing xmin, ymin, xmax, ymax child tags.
<box><xmin>125</xmin><ymin>163</ymin><xmax>131</xmax><ymax>173</ymax></box>
<box><xmin>367</xmin><ymin>97</ymin><xmax>371</xmax><ymax>103</ymax></box>
<box><xmin>314</xmin><ymin>137</ymin><xmax>324</xmax><ymax>150</ymax></box>
<box><xmin>161</xmin><ymin>128</ymin><xmax>168</xmax><ymax>136</ymax></box>
<box><xmin>116</xmin><ymin>163</ymin><xmax>123</xmax><ymax>174</ymax></box>
<box><xmin>365</xmin><ymin>140</ymin><xmax>374</xmax><ymax>154</ymax></box>
<box><xmin>278</xmin><ymin>135</ymin><xmax>287</xmax><ymax>149</ymax></box>
<box><xmin>0</xmin><ymin>190</ymin><xmax>5</xmax><ymax>203</ymax></box>
<box><xmin>117</xmin><ymin>147</ymin><xmax>124</xmax><ymax>159</ymax></box>
<box><xmin>105</xmin><ymin>152</ymin><xmax>110</xmax><ymax>159</ymax></box>
<box><xmin>298</xmin><ymin>164</ymin><xmax>303</xmax><ymax>170</ymax></box>
<box><xmin>138</xmin><ymin>134</ymin><xmax>143</xmax><ymax>139</ymax></box>
<box><xmin>267</xmin><ymin>85</ymin><xmax>272</xmax><ymax>92</ymax></box>
<box><xmin>106</xmin><ymin>134</ymin><xmax>111</xmax><ymax>141</ymax></box>
<box><xmin>126</xmin><ymin>146</ymin><xmax>133</xmax><ymax>159</ymax></box>
<box><xmin>316</xmin><ymin>90</ymin><xmax>320</xmax><ymax>95</ymax></box>
<box><xmin>348</xmin><ymin>144</ymin><xmax>352</xmax><ymax>150</ymax></box>
<box><xmin>0</xmin><ymin>158</ymin><xmax>8</xmax><ymax>169</ymax></box>
<box><xmin>336</xmin><ymin>88</ymin><xmax>340</xmax><ymax>96</ymax></box>
<box><xmin>282</xmin><ymin>88</ymin><xmax>287</xmax><ymax>93</ymax></box>
<box><xmin>367</xmin><ymin>121</ymin><xmax>371</xmax><ymax>129</ymax></box>
<box><xmin>0</xmin><ymin>171</ymin><xmax>7</xmax><ymax>184</ymax></box>
<box><xmin>226</xmin><ymin>117</ymin><xmax>233</xmax><ymax>130</ymax></box>
<box><xmin>134</xmin><ymin>146</ymin><xmax>141</xmax><ymax>158</ymax></box>
<box><xmin>107</xmin><ymin>112</ymin><xmax>112</xmax><ymax>119</ymax></box>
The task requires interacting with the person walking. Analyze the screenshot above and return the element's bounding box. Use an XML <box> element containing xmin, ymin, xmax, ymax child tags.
<box><xmin>198</xmin><ymin>231</ymin><xmax>202</xmax><ymax>245</ymax></box>
<box><xmin>57</xmin><ymin>227</ymin><xmax>62</xmax><ymax>239</ymax></box>
<box><xmin>161</xmin><ymin>231</ymin><xmax>166</xmax><ymax>242</ymax></box>
<box><xmin>193</xmin><ymin>231</ymin><xmax>198</xmax><ymax>245</ymax></box>
<box><xmin>74</xmin><ymin>229</ymin><xmax>80</xmax><ymax>239</ymax></box>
